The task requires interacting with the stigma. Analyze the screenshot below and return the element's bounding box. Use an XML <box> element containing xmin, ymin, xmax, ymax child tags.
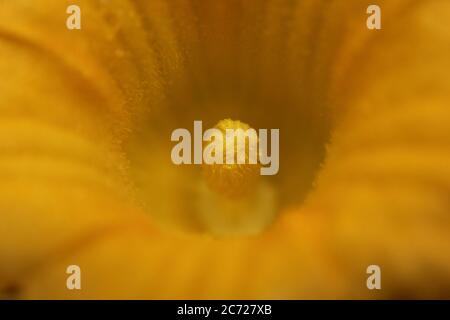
<box><xmin>202</xmin><ymin>119</ymin><xmax>261</xmax><ymax>198</ymax></box>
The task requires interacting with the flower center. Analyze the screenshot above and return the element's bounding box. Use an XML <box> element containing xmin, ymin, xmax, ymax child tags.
<box><xmin>202</xmin><ymin>119</ymin><xmax>261</xmax><ymax>198</ymax></box>
<box><xmin>193</xmin><ymin>119</ymin><xmax>278</xmax><ymax>236</ymax></box>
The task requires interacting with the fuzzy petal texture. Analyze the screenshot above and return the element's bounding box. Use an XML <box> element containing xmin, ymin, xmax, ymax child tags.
<box><xmin>0</xmin><ymin>0</ymin><xmax>449</xmax><ymax>299</ymax></box>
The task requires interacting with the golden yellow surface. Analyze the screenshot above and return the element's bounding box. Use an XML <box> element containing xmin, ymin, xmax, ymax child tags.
<box><xmin>0</xmin><ymin>0</ymin><xmax>449</xmax><ymax>299</ymax></box>
<box><xmin>202</xmin><ymin>119</ymin><xmax>261</xmax><ymax>198</ymax></box>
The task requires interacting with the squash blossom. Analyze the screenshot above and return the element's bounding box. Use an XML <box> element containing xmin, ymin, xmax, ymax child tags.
<box><xmin>0</xmin><ymin>0</ymin><xmax>449</xmax><ymax>299</ymax></box>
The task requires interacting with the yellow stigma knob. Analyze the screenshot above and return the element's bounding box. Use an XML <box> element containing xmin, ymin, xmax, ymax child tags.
<box><xmin>202</xmin><ymin>119</ymin><xmax>260</xmax><ymax>198</ymax></box>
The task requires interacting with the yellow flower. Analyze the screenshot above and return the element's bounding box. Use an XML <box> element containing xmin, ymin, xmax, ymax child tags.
<box><xmin>0</xmin><ymin>0</ymin><xmax>449</xmax><ymax>299</ymax></box>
